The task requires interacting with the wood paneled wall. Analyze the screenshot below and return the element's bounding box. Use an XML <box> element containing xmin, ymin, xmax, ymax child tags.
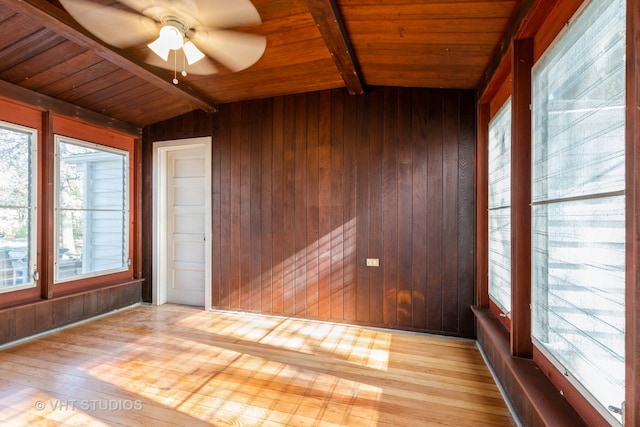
<box><xmin>0</xmin><ymin>281</ymin><xmax>141</xmax><ymax>346</ymax></box>
<box><xmin>144</xmin><ymin>87</ymin><xmax>476</xmax><ymax>337</ymax></box>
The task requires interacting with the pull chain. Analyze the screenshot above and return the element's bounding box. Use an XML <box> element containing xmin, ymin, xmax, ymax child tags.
<box><xmin>172</xmin><ymin>50</ymin><xmax>178</xmax><ymax>84</ymax></box>
<box><xmin>172</xmin><ymin>50</ymin><xmax>188</xmax><ymax>84</ymax></box>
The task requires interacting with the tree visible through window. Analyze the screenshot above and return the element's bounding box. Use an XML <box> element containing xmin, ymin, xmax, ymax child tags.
<box><xmin>0</xmin><ymin>122</ymin><xmax>37</xmax><ymax>292</ymax></box>
<box><xmin>55</xmin><ymin>136</ymin><xmax>129</xmax><ymax>282</ymax></box>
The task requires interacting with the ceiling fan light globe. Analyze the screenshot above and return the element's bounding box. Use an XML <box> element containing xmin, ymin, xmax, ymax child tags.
<box><xmin>183</xmin><ymin>41</ymin><xmax>205</xmax><ymax>65</ymax></box>
<box><xmin>159</xmin><ymin>25</ymin><xmax>184</xmax><ymax>50</ymax></box>
<box><xmin>148</xmin><ymin>37</ymin><xmax>171</xmax><ymax>61</ymax></box>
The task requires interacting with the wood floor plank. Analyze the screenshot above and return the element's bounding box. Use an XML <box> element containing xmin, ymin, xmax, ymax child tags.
<box><xmin>0</xmin><ymin>305</ymin><xmax>514</xmax><ymax>426</ymax></box>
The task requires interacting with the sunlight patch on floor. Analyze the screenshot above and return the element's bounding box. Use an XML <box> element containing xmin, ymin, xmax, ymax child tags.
<box><xmin>176</xmin><ymin>309</ymin><xmax>392</xmax><ymax>371</ymax></box>
<box><xmin>78</xmin><ymin>308</ymin><xmax>386</xmax><ymax>426</ymax></box>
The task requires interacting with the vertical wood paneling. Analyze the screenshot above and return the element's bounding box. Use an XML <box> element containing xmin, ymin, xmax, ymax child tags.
<box><xmin>396</xmin><ymin>88</ymin><xmax>413</xmax><ymax>327</ymax></box>
<box><xmin>218</xmin><ymin>106</ymin><xmax>232</xmax><ymax>309</ymax></box>
<box><xmin>211</xmin><ymin>109</ymin><xmax>222</xmax><ymax>310</ymax></box>
<box><xmin>260</xmin><ymin>99</ymin><xmax>274</xmax><ymax>314</ymax></box>
<box><xmin>411</xmin><ymin>89</ymin><xmax>428</xmax><ymax>329</ymax></box>
<box><xmin>306</xmin><ymin>93</ymin><xmax>320</xmax><ymax>318</ymax></box>
<box><xmin>317</xmin><ymin>91</ymin><xmax>332</xmax><ymax>319</ymax></box>
<box><xmin>250</xmin><ymin>100</ymin><xmax>263</xmax><ymax>312</ymax></box>
<box><xmin>239</xmin><ymin>103</ymin><xmax>252</xmax><ymax>311</ymax></box>
<box><xmin>229</xmin><ymin>104</ymin><xmax>242</xmax><ymax>309</ymax></box>
<box><xmin>147</xmin><ymin>87</ymin><xmax>476</xmax><ymax>337</ymax></box>
<box><xmin>458</xmin><ymin>91</ymin><xmax>477</xmax><ymax>337</ymax></box>
<box><xmin>355</xmin><ymin>94</ymin><xmax>369</xmax><ymax>323</ymax></box>
<box><xmin>294</xmin><ymin>94</ymin><xmax>308</xmax><ymax>315</ymax></box>
<box><xmin>368</xmin><ymin>89</ymin><xmax>384</xmax><ymax>325</ymax></box>
<box><xmin>382</xmin><ymin>88</ymin><xmax>399</xmax><ymax>327</ymax></box>
<box><xmin>271</xmin><ymin>97</ymin><xmax>285</xmax><ymax>314</ymax></box>
<box><xmin>330</xmin><ymin>90</ymin><xmax>344</xmax><ymax>321</ymax></box>
<box><xmin>282</xmin><ymin>96</ymin><xmax>296</xmax><ymax>315</ymax></box>
<box><xmin>0</xmin><ymin>281</ymin><xmax>141</xmax><ymax>346</ymax></box>
<box><xmin>343</xmin><ymin>94</ymin><xmax>358</xmax><ymax>322</ymax></box>
<box><xmin>426</xmin><ymin>90</ymin><xmax>444</xmax><ymax>331</ymax></box>
<box><xmin>442</xmin><ymin>90</ymin><xmax>461</xmax><ymax>333</ymax></box>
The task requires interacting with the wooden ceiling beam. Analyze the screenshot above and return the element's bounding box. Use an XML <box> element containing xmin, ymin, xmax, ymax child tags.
<box><xmin>305</xmin><ymin>0</ymin><xmax>365</xmax><ymax>95</ymax></box>
<box><xmin>0</xmin><ymin>78</ymin><xmax>140</xmax><ymax>136</ymax></box>
<box><xmin>2</xmin><ymin>0</ymin><xmax>217</xmax><ymax>113</ymax></box>
<box><xmin>478</xmin><ymin>0</ymin><xmax>537</xmax><ymax>102</ymax></box>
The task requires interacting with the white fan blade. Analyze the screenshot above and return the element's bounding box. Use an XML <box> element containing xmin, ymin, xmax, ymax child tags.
<box><xmin>59</xmin><ymin>0</ymin><xmax>158</xmax><ymax>48</ymax></box>
<box><xmin>119</xmin><ymin>0</ymin><xmax>261</xmax><ymax>29</ymax></box>
<box><xmin>114</xmin><ymin>0</ymin><xmax>156</xmax><ymax>14</ymax></box>
<box><xmin>191</xmin><ymin>0</ymin><xmax>262</xmax><ymax>28</ymax></box>
<box><xmin>144</xmin><ymin>51</ymin><xmax>219</xmax><ymax>75</ymax></box>
<box><xmin>117</xmin><ymin>0</ymin><xmax>189</xmax><ymax>23</ymax></box>
<box><xmin>192</xmin><ymin>30</ymin><xmax>266</xmax><ymax>72</ymax></box>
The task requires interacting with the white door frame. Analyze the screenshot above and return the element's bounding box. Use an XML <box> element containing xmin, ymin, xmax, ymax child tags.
<box><xmin>152</xmin><ymin>137</ymin><xmax>212</xmax><ymax>310</ymax></box>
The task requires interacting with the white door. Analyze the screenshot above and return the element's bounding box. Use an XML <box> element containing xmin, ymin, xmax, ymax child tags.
<box><xmin>154</xmin><ymin>138</ymin><xmax>211</xmax><ymax>308</ymax></box>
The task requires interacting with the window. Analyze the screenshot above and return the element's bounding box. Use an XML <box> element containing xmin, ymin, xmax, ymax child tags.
<box><xmin>488</xmin><ymin>99</ymin><xmax>512</xmax><ymax>315</ymax></box>
<box><xmin>55</xmin><ymin>136</ymin><xmax>130</xmax><ymax>282</ymax></box>
<box><xmin>531</xmin><ymin>0</ymin><xmax>626</xmax><ymax>423</ymax></box>
<box><xmin>0</xmin><ymin>122</ymin><xmax>37</xmax><ymax>293</ymax></box>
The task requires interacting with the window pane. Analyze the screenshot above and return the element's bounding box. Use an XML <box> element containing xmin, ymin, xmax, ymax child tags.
<box><xmin>0</xmin><ymin>123</ymin><xmax>36</xmax><ymax>291</ymax></box>
<box><xmin>488</xmin><ymin>207</ymin><xmax>511</xmax><ymax>312</ymax></box>
<box><xmin>531</xmin><ymin>0</ymin><xmax>625</xmax><ymax>421</ymax></box>
<box><xmin>488</xmin><ymin>100</ymin><xmax>511</xmax><ymax>209</ymax></box>
<box><xmin>532</xmin><ymin>0</ymin><xmax>625</xmax><ymax>202</ymax></box>
<box><xmin>56</xmin><ymin>138</ymin><xmax>129</xmax><ymax>281</ymax></box>
<box><xmin>488</xmin><ymin>99</ymin><xmax>511</xmax><ymax>313</ymax></box>
<box><xmin>532</xmin><ymin>197</ymin><xmax>625</xmax><ymax>413</ymax></box>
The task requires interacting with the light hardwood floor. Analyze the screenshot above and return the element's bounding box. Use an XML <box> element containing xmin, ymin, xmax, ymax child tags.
<box><xmin>0</xmin><ymin>304</ymin><xmax>515</xmax><ymax>426</ymax></box>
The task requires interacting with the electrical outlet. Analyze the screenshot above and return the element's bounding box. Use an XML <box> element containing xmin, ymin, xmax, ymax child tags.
<box><xmin>366</xmin><ymin>258</ymin><xmax>379</xmax><ymax>267</ymax></box>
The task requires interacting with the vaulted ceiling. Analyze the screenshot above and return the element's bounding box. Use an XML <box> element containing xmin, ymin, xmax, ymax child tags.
<box><xmin>0</xmin><ymin>0</ymin><xmax>521</xmax><ymax>127</ymax></box>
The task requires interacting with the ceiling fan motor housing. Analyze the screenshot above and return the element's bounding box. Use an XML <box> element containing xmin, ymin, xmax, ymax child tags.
<box><xmin>161</xmin><ymin>17</ymin><xmax>189</xmax><ymax>49</ymax></box>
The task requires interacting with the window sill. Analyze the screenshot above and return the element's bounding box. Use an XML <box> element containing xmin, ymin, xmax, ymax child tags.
<box><xmin>472</xmin><ymin>306</ymin><xmax>586</xmax><ymax>426</ymax></box>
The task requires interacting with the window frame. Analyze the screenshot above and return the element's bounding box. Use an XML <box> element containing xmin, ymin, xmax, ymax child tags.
<box><xmin>0</xmin><ymin>99</ymin><xmax>43</xmax><ymax>307</ymax></box>
<box><xmin>0</xmin><ymin>120</ymin><xmax>38</xmax><ymax>294</ymax></box>
<box><xmin>53</xmin><ymin>134</ymin><xmax>131</xmax><ymax>284</ymax></box>
<box><xmin>51</xmin><ymin>115</ymin><xmax>136</xmax><ymax>296</ymax></box>
<box><xmin>478</xmin><ymin>74</ymin><xmax>514</xmax><ymax>329</ymax></box>
<box><xmin>487</xmin><ymin>98</ymin><xmax>512</xmax><ymax>317</ymax></box>
<box><xmin>530</xmin><ymin>0</ymin><xmax>626</xmax><ymax>423</ymax></box>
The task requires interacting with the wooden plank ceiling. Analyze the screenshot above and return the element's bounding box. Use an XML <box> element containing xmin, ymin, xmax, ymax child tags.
<box><xmin>0</xmin><ymin>0</ymin><xmax>520</xmax><ymax>127</ymax></box>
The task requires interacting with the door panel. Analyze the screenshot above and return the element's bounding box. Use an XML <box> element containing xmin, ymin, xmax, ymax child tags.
<box><xmin>166</xmin><ymin>148</ymin><xmax>207</xmax><ymax>306</ymax></box>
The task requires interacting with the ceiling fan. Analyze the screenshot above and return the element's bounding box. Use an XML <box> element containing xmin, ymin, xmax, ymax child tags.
<box><xmin>58</xmin><ymin>0</ymin><xmax>266</xmax><ymax>83</ymax></box>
